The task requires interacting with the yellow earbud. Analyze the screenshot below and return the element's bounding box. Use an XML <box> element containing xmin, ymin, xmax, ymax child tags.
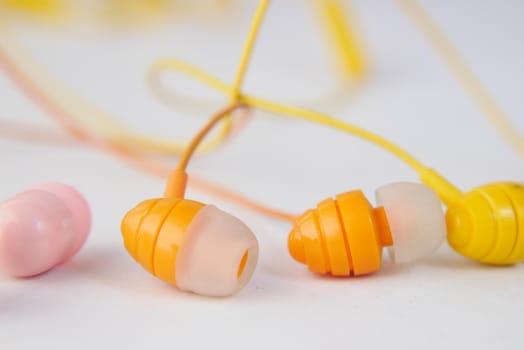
<box><xmin>421</xmin><ymin>169</ymin><xmax>524</xmax><ymax>265</ymax></box>
<box><xmin>446</xmin><ymin>182</ymin><xmax>524</xmax><ymax>265</ymax></box>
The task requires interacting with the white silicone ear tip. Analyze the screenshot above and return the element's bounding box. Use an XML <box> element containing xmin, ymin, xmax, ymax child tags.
<box><xmin>30</xmin><ymin>183</ymin><xmax>91</xmax><ymax>259</ymax></box>
<box><xmin>375</xmin><ymin>182</ymin><xmax>446</xmax><ymax>264</ymax></box>
<box><xmin>175</xmin><ymin>205</ymin><xmax>259</xmax><ymax>297</ymax></box>
<box><xmin>0</xmin><ymin>190</ymin><xmax>76</xmax><ymax>277</ymax></box>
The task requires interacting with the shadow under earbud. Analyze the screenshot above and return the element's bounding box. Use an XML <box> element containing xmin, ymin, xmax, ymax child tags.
<box><xmin>62</xmin><ymin>241</ymin><xmax>271</xmax><ymax>300</ymax></box>
<box><xmin>420</xmin><ymin>251</ymin><xmax>517</xmax><ymax>271</ymax></box>
<box><xmin>56</xmin><ymin>242</ymin><xmax>184</xmax><ymax>297</ymax></box>
<box><xmin>376</xmin><ymin>259</ymin><xmax>414</xmax><ymax>277</ymax></box>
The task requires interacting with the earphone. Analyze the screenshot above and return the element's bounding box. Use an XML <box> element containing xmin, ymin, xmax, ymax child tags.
<box><xmin>149</xmin><ymin>52</ymin><xmax>524</xmax><ymax>272</ymax></box>
<box><xmin>119</xmin><ymin>102</ymin><xmax>515</xmax><ymax>294</ymax></box>
<box><xmin>442</xmin><ymin>182</ymin><xmax>524</xmax><ymax>265</ymax></box>
<box><xmin>288</xmin><ymin>183</ymin><xmax>447</xmax><ymax>276</ymax></box>
<box><xmin>122</xmin><ymin>101</ymin><xmax>521</xmax><ymax>284</ymax></box>
<box><xmin>288</xmin><ymin>178</ymin><xmax>524</xmax><ymax>276</ymax></box>
<box><xmin>0</xmin><ymin>182</ymin><xmax>91</xmax><ymax>277</ymax></box>
<box><xmin>1</xmin><ymin>0</ymin><xmax>523</xmax><ymax>298</ymax></box>
<box><xmin>121</xmin><ymin>105</ymin><xmax>259</xmax><ymax>297</ymax></box>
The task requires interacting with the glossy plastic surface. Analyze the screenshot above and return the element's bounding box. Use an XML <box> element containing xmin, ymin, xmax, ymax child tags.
<box><xmin>446</xmin><ymin>182</ymin><xmax>524</xmax><ymax>265</ymax></box>
<box><xmin>0</xmin><ymin>190</ymin><xmax>75</xmax><ymax>276</ymax></box>
<box><xmin>121</xmin><ymin>198</ymin><xmax>203</xmax><ymax>284</ymax></box>
<box><xmin>30</xmin><ymin>182</ymin><xmax>91</xmax><ymax>259</ymax></box>
<box><xmin>122</xmin><ymin>199</ymin><xmax>258</xmax><ymax>296</ymax></box>
<box><xmin>288</xmin><ymin>190</ymin><xmax>393</xmax><ymax>276</ymax></box>
<box><xmin>0</xmin><ymin>182</ymin><xmax>90</xmax><ymax>277</ymax></box>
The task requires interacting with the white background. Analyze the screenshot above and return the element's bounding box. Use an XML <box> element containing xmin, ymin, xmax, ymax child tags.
<box><xmin>1</xmin><ymin>1</ymin><xmax>523</xmax><ymax>349</ymax></box>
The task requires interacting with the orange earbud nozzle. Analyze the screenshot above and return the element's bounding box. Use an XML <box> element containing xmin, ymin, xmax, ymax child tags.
<box><xmin>288</xmin><ymin>231</ymin><xmax>306</xmax><ymax>264</ymax></box>
<box><xmin>288</xmin><ymin>190</ymin><xmax>393</xmax><ymax>277</ymax></box>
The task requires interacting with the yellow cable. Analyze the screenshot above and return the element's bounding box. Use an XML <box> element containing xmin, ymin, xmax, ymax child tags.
<box><xmin>0</xmin><ymin>23</ymin><xmax>210</xmax><ymax>155</ymax></box>
<box><xmin>150</xmin><ymin>58</ymin><xmax>421</xmax><ymax>170</ymax></box>
<box><xmin>210</xmin><ymin>0</ymin><xmax>269</xmax><ymax>148</ymax></box>
<box><xmin>150</xmin><ymin>0</ymin><xmax>368</xmax><ymax>114</ymax></box>
<box><xmin>164</xmin><ymin>104</ymin><xmax>243</xmax><ymax>199</ymax></box>
<box><xmin>230</xmin><ymin>0</ymin><xmax>268</xmax><ymax>101</ymax></box>
<box><xmin>2</xmin><ymin>0</ymin><xmax>369</xmax><ymax>156</ymax></box>
<box><xmin>395</xmin><ymin>0</ymin><xmax>524</xmax><ymax>159</ymax></box>
<box><xmin>148</xmin><ymin>57</ymin><xmax>464</xmax><ymax>204</ymax></box>
<box><xmin>177</xmin><ymin>104</ymin><xmax>243</xmax><ymax>173</ymax></box>
<box><xmin>314</xmin><ymin>0</ymin><xmax>366</xmax><ymax>79</ymax></box>
<box><xmin>0</xmin><ymin>0</ymin><xmax>269</xmax><ymax>155</ymax></box>
<box><xmin>0</xmin><ymin>0</ymin><xmax>61</xmax><ymax>15</ymax></box>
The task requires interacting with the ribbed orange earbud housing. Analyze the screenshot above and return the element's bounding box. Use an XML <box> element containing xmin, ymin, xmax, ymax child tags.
<box><xmin>121</xmin><ymin>197</ymin><xmax>205</xmax><ymax>285</ymax></box>
<box><xmin>288</xmin><ymin>190</ymin><xmax>393</xmax><ymax>276</ymax></box>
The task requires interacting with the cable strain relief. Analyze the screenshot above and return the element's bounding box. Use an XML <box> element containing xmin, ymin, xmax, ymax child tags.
<box><xmin>164</xmin><ymin>170</ymin><xmax>188</xmax><ymax>198</ymax></box>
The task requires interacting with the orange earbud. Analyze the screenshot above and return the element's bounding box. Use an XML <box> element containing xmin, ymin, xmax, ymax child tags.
<box><xmin>288</xmin><ymin>190</ymin><xmax>392</xmax><ymax>276</ymax></box>
<box><xmin>288</xmin><ymin>182</ymin><xmax>447</xmax><ymax>276</ymax></box>
<box><xmin>120</xmin><ymin>106</ymin><xmax>259</xmax><ymax>297</ymax></box>
<box><xmin>121</xmin><ymin>192</ymin><xmax>258</xmax><ymax>297</ymax></box>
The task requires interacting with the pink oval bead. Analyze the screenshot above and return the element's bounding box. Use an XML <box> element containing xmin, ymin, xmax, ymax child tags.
<box><xmin>30</xmin><ymin>183</ymin><xmax>91</xmax><ymax>260</ymax></box>
<box><xmin>0</xmin><ymin>190</ymin><xmax>76</xmax><ymax>277</ymax></box>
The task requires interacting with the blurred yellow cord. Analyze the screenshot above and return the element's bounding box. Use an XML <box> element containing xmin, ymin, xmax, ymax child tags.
<box><xmin>0</xmin><ymin>0</ymin><xmax>365</xmax><ymax>155</ymax></box>
<box><xmin>150</xmin><ymin>56</ymin><xmax>426</xmax><ymax>172</ymax></box>
<box><xmin>0</xmin><ymin>0</ymin><xmax>519</xmax><ymax>194</ymax></box>
<box><xmin>0</xmin><ymin>0</ymin><xmax>266</xmax><ymax>155</ymax></box>
<box><xmin>1</xmin><ymin>0</ymin><xmax>521</xmax><ymax>159</ymax></box>
<box><xmin>394</xmin><ymin>0</ymin><xmax>524</xmax><ymax>159</ymax></box>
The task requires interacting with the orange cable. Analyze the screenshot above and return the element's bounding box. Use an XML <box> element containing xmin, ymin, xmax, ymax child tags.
<box><xmin>176</xmin><ymin>104</ymin><xmax>244</xmax><ymax>172</ymax></box>
<box><xmin>0</xmin><ymin>47</ymin><xmax>296</xmax><ymax>221</ymax></box>
<box><xmin>0</xmin><ymin>119</ymin><xmax>75</xmax><ymax>146</ymax></box>
<box><xmin>164</xmin><ymin>104</ymin><xmax>245</xmax><ymax>198</ymax></box>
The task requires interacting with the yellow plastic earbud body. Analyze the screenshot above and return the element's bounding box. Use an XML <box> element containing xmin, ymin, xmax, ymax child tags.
<box><xmin>446</xmin><ymin>182</ymin><xmax>524</xmax><ymax>265</ymax></box>
<box><xmin>288</xmin><ymin>190</ymin><xmax>394</xmax><ymax>277</ymax></box>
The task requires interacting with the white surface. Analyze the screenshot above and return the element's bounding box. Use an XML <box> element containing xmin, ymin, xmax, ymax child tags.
<box><xmin>1</xmin><ymin>1</ymin><xmax>523</xmax><ymax>349</ymax></box>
